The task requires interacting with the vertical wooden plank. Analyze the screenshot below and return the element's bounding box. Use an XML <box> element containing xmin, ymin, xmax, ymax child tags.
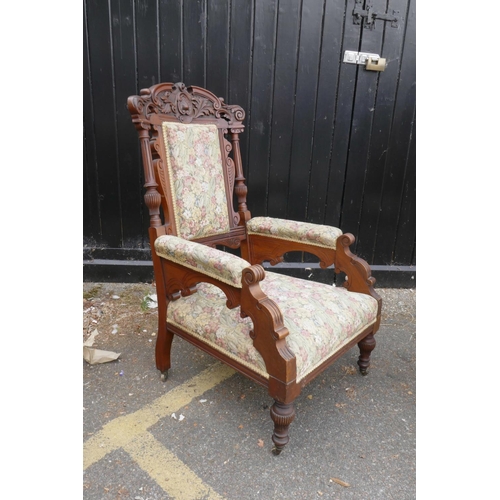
<box><xmin>340</xmin><ymin>0</ymin><xmax>388</xmax><ymax>244</ymax></box>
<box><xmin>356</xmin><ymin>0</ymin><xmax>410</xmax><ymax>262</ymax></box>
<box><xmin>86</xmin><ymin>0</ymin><xmax>122</xmax><ymax>247</ymax></box>
<box><xmin>306</xmin><ymin>0</ymin><xmax>345</xmax><ymax>225</ymax></box>
<box><xmin>246</xmin><ymin>0</ymin><xmax>278</xmax><ymax>216</ymax></box>
<box><xmin>83</xmin><ymin>126</ymin><xmax>91</xmax><ymax>239</ymax></box>
<box><xmin>183</xmin><ymin>0</ymin><xmax>206</xmax><ymax>86</ymax></box>
<box><xmin>110</xmin><ymin>0</ymin><xmax>145</xmax><ymax>248</ymax></box>
<box><xmin>159</xmin><ymin>0</ymin><xmax>183</xmax><ymax>82</ymax></box>
<box><xmin>286</xmin><ymin>0</ymin><xmax>324</xmax><ymax>223</ymax></box>
<box><xmin>135</xmin><ymin>0</ymin><xmax>160</xmax><ymax>238</ymax></box>
<box><xmin>323</xmin><ymin>0</ymin><xmax>362</xmax><ymax>228</ymax></box>
<box><xmin>83</xmin><ymin>0</ymin><xmax>101</xmax><ymax>243</ymax></box>
<box><xmin>393</xmin><ymin>113</ymin><xmax>415</xmax><ymax>264</ymax></box>
<box><xmin>228</xmin><ymin>0</ymin><xmax>253</xmax><ymax>166</ymax></box>
<box><xmin>374</xmin><ymin>0</ymin><xmax>416</xmax><ymax>264</ymax></box>
<box><xmin>206</xmin><ymin>0</ymin><xmax>229</xmax><ymax>99</ymax></box>
<box><xmin>135</xmin><ymin>0</ymin><xmax>160</xmax><ymax>89</ymax></box>
<box><xmin>267</xmin><ymin>0</ymin><xmax>302</xmax><ymax>218</ymax></box>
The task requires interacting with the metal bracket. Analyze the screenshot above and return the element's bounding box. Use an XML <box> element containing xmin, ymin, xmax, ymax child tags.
<box><xmin>343</xmin><ymin>51</ymin><xmax>387</xmax><ymax>71</ymax></box>
<box><xmin>343</xmin><ymin>51</ymin><xmax>380</xmax><ymax>65</ymax></box>
<box><xmin>353</xmin><ymin>0</ymin><xmax>399</xmax><ymax>29</ymax></box>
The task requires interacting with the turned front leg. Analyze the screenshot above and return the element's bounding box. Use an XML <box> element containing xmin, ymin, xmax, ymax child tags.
<box><xmin>270</xmin><ymin>401</ymin><xmax>295</xmax><ymax>455</ymax></box>
<box><xmin>357</xmin><ymin>332</ymin><xmax>376</xmax><ymax>375</ymax></box>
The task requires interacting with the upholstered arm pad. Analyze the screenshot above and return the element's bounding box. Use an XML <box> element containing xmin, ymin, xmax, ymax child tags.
<box><xmin>246</xmin><ymin>217</ymin><xmax>343</xmax><ymax>250</ymax></box>
<box><xmin>154</xmin><ymin>235</ymin><xmax>251</xmax><ymax>288</ymax></box>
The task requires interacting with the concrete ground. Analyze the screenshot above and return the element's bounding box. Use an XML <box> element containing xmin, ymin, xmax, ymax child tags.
<box><xmin>83</xmin><ymin>282</ymin><xmax>416</xmax><ymax>500</ymax></box>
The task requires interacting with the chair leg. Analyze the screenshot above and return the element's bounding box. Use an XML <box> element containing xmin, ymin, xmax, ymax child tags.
<box><xmin>155</xmin><ymin>299</ymin><xmax>174</xmax><ymax>381</ymax></box>
<box><xmin>270</xmin><ymin>400</ymin><xmax>296</xmax><ymax>455</ymax></box>
<box><xmin>357</xmin><ymin>332</ymin><xmax>376</xmax><ymax>375</ymax></box>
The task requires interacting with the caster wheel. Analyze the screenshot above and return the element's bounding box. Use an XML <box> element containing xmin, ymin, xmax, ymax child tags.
<box><xmin>272</xmin><ymin>447</ymin><xmax>283</xmax><ymax>456</ymax></box>
<box><xmin>360</xmin><ymin>368</ymin><xmax>368</xmax><ymax>376</ymax></box>
<box><xmin>160</xmin><ymin>370</ymin><xmax>169</xmax><ymax>382</ymax></box>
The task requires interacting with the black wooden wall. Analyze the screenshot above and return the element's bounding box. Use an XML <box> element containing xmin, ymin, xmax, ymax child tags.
<box><xmin>84</xmin><ymin>0</ymin><xmax>416</xmax><ymax>282</ymax></box>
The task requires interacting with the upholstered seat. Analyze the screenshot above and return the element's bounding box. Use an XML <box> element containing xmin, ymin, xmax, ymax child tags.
<box><xmin>166</xmin><ymin>273</ymin><xmax>378</xmax><ymax>382</ymax></box>
<box><xmin>128</xmin><ymin>82</ymin><xmax>382</xmax><ymax>454</ymax></box>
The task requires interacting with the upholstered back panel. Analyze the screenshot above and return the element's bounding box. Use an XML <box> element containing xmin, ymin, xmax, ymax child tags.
<box><xmin>161</xmin><ymin>122</ymin><xmax>231</xmax><ymax>240</ymax></box>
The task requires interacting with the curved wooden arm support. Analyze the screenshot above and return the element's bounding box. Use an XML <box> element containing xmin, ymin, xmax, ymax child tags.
<box><xmin>334</xmin><ymin>233</ymin><xmax>381</xmax><ymax>312</ymax></box>
<box><xmin>246</xmin><ymin>234</ymin><xmax>335</xmax><ymax>268</ymax></box>
<box><xmin>159</xmin><ymin>258</ymin><xmax>242</xmax><ymax>309</ymax></box>
<box><xmin>240</xmin><ymin>265</ymin><xmax>297</xmax><ymax>402</ymax></box>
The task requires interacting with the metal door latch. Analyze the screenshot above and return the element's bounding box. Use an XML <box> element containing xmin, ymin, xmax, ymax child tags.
<box><xmin>343</xmin><ymin>50</ymin><xmax>387</xmax><ymax>71</ymax></box>
<box><xmin>353</xmin><ymin>0</ymin><xmax>399</xmax><ymax>29</ymax></box>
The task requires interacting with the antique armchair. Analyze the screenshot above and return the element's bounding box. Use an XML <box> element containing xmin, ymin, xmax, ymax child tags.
<box><xmin>127</xmin><ymin>82</ymin><xmax>381</xmax><ymax>454</ymax></box>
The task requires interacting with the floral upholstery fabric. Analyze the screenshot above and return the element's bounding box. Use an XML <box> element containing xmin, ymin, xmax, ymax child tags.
<box><xmin>247</xmin><ymin>217</ymin><xmax>343</xmax><ymax>249</ymax></box>
<box><xmin>155</xmin><ymin>235</ymin><xmax>250</xmax><ymax>288</ymax></box>
<box><xmin>162</xmin><ymin>122</ymin><xmax>230</xmax><ymax>240</ymax></box>
<box><xmin>167</xmin><ymin>272</ymin><xmax>378</xmax><ymax>381</ymax></box>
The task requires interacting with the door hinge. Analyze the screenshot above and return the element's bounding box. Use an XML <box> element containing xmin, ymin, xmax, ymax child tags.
<box><xmin>353</xmin><ymin>0</ymin><xmax>399</xmax><ymax>29</ymax></box>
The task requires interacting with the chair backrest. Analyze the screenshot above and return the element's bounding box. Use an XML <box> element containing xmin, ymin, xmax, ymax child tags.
<box><xmin>128</xmin><ymin>82</ymin><xmax>251</xmax><ymax>249</ymax></box>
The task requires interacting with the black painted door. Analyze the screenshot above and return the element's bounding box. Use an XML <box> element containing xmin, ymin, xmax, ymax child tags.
<box><xmin>84</xmin><ymin>0</ymin><xmax>415</xmax><ymax>267</ymax></box>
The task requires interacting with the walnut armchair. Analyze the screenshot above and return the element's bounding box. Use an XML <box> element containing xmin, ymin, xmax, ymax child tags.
<box><xmin>127</xmin><ymin>82</ymin><xmax>381</xmax><ymax>454</ymax></box>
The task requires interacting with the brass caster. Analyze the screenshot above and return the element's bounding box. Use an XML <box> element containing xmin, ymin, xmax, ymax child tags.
<box><xmin>160</xmin><ymin>370</ymin><xmax>169</xmax><ymax>382</ymax></box>
<box><xmin>272</xmin><ymin>446</ymin><xmax>283</xmax><ymax>456</ymax></box>
<box><xmin>360</xmin><ymin>368</ymin><xmax>368</xmax><ymax>376</ymax></box>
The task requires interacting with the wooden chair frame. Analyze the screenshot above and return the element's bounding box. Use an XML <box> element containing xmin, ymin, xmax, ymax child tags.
<box><xmin>127</xmin><ymin>82</ymin><xmax>381</xmax><ymax>454</ymax></box>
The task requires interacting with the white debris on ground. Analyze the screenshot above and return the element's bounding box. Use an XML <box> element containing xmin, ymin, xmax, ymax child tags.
<box><xmin>143</xmin><ymin>293</ymin><xmax>158</xmax><ymax>309</ymax></box>
<box><xmin>82</xmin><ymin>329</ymin><xmax>121</xmax><ymax>365</ymax></box>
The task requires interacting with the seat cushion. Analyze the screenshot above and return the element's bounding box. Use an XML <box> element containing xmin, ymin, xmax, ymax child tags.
<box><xmin>167</xmin><ymin>272</ymin><xmax>378</xmax><ymax>382</ymax></box>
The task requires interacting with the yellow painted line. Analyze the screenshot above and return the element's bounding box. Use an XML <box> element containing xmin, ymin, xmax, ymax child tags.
<box><xmin>124</xmin><ymin>431</ymin><xmax>225</xmax><ymax>500</ymax></box>
<box><xmin>84</xmin><ymin>363</ymin><xmax>235</xmax><ymax>470</ymax></box>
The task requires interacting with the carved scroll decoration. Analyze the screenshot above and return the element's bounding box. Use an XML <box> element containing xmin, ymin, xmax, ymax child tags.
<box><xmin>129</xmin><ymin>82</ymin><xmax>245</xmax><ymax>129</ymax></box>
<box><xmin>224</xmin><ymin>138</ymin><xmax>235</xmax><ymax>197</ymax></box>
<box><xmin>222</xmin><ymin>136</ymin><xmax>240</xmax><ymax>226</ymax></box>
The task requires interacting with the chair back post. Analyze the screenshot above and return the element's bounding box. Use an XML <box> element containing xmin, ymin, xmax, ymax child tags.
<box><xmin>229</xmin><ymin>131</ymin><xmax>251</xmax><ymax>226</ymax></box>
<box><xmin>136</xmin><ymin>127</ymin><xmax>162</xmax><ymax>229</ymax></box>
<box><xmin>229</xmin><ymin>130</ymin><xmax>252</xmax><ymax>261</ymax></box>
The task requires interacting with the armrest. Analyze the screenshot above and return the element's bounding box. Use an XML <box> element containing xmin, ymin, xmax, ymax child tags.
<box><xmin>154</xmin><ymin>235</ymin><xmax>250</xmax><ymax>288</ymax></box>
<box><xmin>154</xmin><ymin>235</ymin><xmax>297</xmax><ymax>389</ymax></box>
<box><xmin>246</xmin><ymin>217</ymin><xmax>342</xmax><ymax>249</ymax></box>
<box><xmin>245</xmin><ymin>218</ymin><xmax>379</xmax><ymax>307</ymax></box>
